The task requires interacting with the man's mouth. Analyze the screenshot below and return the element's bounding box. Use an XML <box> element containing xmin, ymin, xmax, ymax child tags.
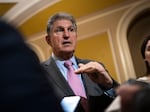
<box><xmin>62</xmin><ymin>41</ymin><xmax>71</xmax><ymax>45</ymax></box>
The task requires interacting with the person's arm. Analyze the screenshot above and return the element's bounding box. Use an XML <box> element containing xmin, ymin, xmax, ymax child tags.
<box><xmin>75</xmin><ymin>62</ymin><xmax>118</xmax><ymax>87</ymax></box>
<box><xmin>75</xmin><ymin>61</ymin><xmax>119</xmax><ymax>97</ymax></box>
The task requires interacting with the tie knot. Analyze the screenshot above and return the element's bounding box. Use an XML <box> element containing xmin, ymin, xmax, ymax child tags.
<box><xmin>64</xmin><ymin>60</ymin><xmax>73</xmax><ymax>69</ymax></box>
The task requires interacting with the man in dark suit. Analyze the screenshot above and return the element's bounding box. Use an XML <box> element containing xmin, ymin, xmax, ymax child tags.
<box><xmin>42</xmin><ymin>12</ymin><xmax>119</xmax><ymax>112</ymax></box>
<box><xmin>0</xmin><ymin>19</ymin><xmax>63</xmax><ymax>112</ymax></box>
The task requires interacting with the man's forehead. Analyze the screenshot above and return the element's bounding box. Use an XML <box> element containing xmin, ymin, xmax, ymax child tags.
<box><xmin>53</xmin><ymin>20</ymin><xmax>73</xmax><ymax>28</ymax></box>
<box><xmin>54</xmin><ymin>19</ymin><xmax>72</xmax><ymax>24</ymax></box>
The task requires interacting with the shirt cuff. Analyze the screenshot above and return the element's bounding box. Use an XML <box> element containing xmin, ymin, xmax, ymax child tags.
<box><xmin>61</xmin><ymin>96</ymin><xmax>80</xmax><ymax>112</ymax></box>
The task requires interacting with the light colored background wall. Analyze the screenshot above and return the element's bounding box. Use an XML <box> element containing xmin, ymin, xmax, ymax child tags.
<box><xmin>1</xmin><ymin>0</ymin><xmax>150</xmax><ymax>83</ymax></box>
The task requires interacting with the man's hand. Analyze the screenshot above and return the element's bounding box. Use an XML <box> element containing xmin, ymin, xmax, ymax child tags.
<box><xmin>75</xmin><ymin>62</ymin><xmax>113</xmax><ymax>88</ymax></box>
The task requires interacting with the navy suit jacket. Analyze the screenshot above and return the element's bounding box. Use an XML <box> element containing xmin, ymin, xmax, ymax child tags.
<box><xmin>0</xmin><ymin>19</ymin><xmax>63</xmax><ymax>112</ymax></box>
<box><xmin>42</xmin><ymin>57</ymin><xmax>118</xmax><ymax>112</ymax></box>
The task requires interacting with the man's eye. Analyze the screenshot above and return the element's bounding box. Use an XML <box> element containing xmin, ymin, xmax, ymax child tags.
<box><xmin>55</xmin><ymin>28</ymin><xmax>64</xmax><ymax>32</ymax></box>
<box><xmin>69</xmin><ymin>27</ymin><xmax>76</xmax><ymax>32</ymax></box>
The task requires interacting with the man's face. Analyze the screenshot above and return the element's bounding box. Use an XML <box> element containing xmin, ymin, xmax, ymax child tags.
<box><xmin>47</xmin><ymin>19</ymin><xmax>77</xmax><ymax>58</ymax></box>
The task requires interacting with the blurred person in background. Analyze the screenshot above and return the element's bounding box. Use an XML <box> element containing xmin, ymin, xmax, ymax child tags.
<box><xmin>138</xmin><ymin>34</ymin><xmax>150</xmax><ymax>82</ymax></box>
<box><xmin>106</xmin><ymin>34</ymin><xmax>150</xmax><ymax>112</ymax></box>
<box><xmin>0</xmin><ymin>19</ymin><xmax>63</xmax><ymax>112</ymax></box>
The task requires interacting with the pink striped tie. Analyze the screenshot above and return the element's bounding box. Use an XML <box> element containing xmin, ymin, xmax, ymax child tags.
<box><xmin>64</xmin><ymin>60</ymin><xmax>86</xmax><ymax>98</ymax></box>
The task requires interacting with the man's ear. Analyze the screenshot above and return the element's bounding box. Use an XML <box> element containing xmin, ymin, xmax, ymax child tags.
<box><xmin>45</xmin><ymin>35</ymin><xmax>51</xmax><ymax>45</ymax></box>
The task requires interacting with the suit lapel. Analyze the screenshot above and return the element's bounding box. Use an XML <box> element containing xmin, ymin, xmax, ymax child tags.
<box><xmin>44</xmin><ymin>57</ymin><xmax>74</xmax><ymax>95</ymax></box>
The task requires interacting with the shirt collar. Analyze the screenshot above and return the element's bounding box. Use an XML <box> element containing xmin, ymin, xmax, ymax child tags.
<box><xmin>52</xmin><ymin>52</ymin><xmax>77</xmax><ymax>66</ymax></box>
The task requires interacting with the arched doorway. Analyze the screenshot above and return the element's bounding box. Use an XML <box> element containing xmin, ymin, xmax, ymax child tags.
<box><xmin>127</xmin><ymin>9</ymin><xmax>150</xmax><ymax>78</ymax></box>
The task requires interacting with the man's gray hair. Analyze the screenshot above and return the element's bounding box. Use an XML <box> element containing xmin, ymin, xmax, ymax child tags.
<box><xmin>46</xmin><ymin>12</ymin><xmax>77</xmax><ymax>36</ymax></box>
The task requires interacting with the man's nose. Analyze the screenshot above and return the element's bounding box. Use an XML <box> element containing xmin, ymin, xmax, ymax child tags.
<box><xmin>63</xmin><ymin>29</ymin><xmax>69</xmax><ymax>37</ymax></box>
